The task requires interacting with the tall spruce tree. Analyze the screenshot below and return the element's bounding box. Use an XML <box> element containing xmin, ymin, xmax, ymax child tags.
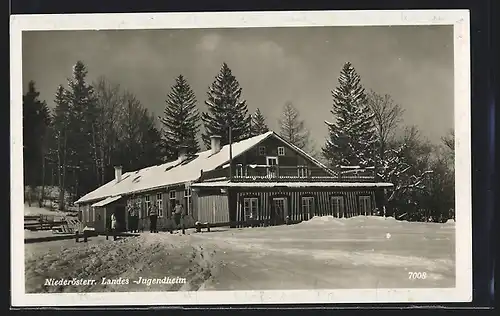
<box><xmin>322</xmin><ymin>62</ymin><xmax>377</xmax><ymax>168</ymax></box>
<box><xmin>201</xmin><ymin>63</ymin><xmax>251</xmax><ymax>148</ymax></box>
<box><xmin>23</xmin><ymin>81</ymin><xmax>51</xmax><ymax>204</ymax></box>
<box><xmin>250</xmin><ymin>108</ymin><xmax>269</xmax><ymax>136</ymax></box>
<box><xmin>65</xmin><ymin>61</ymin><xmax>99</xmax><ymax>198</ymax></box>
<box><xmin>160</xmin><ymin>75</ymin><xmax>200</xmax><ymax>161</ymax></box>
<box><xmin>51</xmin><ymin>85</ymin><xmax>71</xmax><ymax>210</ymax></box>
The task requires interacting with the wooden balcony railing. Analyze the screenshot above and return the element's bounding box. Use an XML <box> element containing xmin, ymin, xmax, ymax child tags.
<box><xmin>228</xmin><ymin>165</ymin><xmax>376</xmax><ymax>182</ymax></box>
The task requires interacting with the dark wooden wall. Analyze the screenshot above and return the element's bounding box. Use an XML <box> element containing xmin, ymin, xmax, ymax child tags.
<box><xmin>200</xmin><ymin>135</ymin><xmax>332</xmax><ymax>181</ymax></box>
<box><xmin>82</xmin><ymin>185</ymin><xmax>387</xmax><ymax>231</ymax></box>
<box><xmin>230</xmin><ymin>187</ymin><xmax>381</xmax><ymax>227</ymax></box>
<box><xmin>233</xmin><ymin>136</ymin><xmax>328</xmax><ymax>171</ymax></box>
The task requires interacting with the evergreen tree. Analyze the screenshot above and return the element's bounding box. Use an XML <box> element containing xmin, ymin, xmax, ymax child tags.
<box><xmin>322</xmin><ymin>62</ymin><xmax>377</xmax><ymax>168</ymax></box>
<box><xmin>139</xmin><ymin>113</ymin><xmax>165</xmax><ymax>167</ymax></box>
<box><xmin>51</xmin><ymin>84</ymin><xmax>71</xmax><ymax>210</ymax></box>
<box><xmin>160</xmin><ymin>75</ymin><xmax>200</xmax><ymax>161</ymax></box>
<box><xmin>65</xmin><ymin>61</ymin><xmax>99</xmax><ymax>198</ymax></box>
<box><xmin>250</xmin><ymin>108</ymin><xmax>269</xmax><ymax>136</ymax></box>
<box><xmin>23</xmin><ymin>81</ymin><xmax>51</xmax><ymax>204</ymax></box>
<box><xmin>278</xmin><ymin>102</ymin><xmax>311</xmax><ymax>151</ymax></box>
<box><xmin>201</xmin><ymin>63</ymin><xmax>251</xmax><ymax>148</ymax></box>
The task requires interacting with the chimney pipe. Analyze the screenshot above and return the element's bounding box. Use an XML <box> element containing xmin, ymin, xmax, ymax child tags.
<box><xmin>114</xmin><ymin>166</ymin><xmax>122</xmax><ymax>183</ymax></box>
<box><xmin>210</xmin><ymin>135</ymin><xmax>222</xmax><ymax>155</ymax></box>
<box><xmin>178</xmin><ymin>145</ymin><xmax>188</xmax><ymax>161</ymax></box>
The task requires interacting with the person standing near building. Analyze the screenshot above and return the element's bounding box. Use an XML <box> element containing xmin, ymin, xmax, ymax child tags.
<box><xmin>173</xmin><ymin>200</ymin><xmax>185</xmax><ymax>234</ymax></box>
<box><xmin>149</xmin><ymin>203</ymin><xmax>158</xmax><ymax>233</ymax></box>
<box><xmin>109</xmin><ymin>211</ymin><xmax>117</xmax><ymax>241</ymax></box>
<box><xmin>131</xmin><ymin>198</ymin><xmax>139</xmax><ymax>233</ymax></box>
<box><xmin>127</xmin><ymin>201</ymin><xmax>134</xmax><ymax>233</ymax></box>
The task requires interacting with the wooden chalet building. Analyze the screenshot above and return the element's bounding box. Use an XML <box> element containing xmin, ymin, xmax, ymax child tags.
<box><xmin>75</xmin><ymin>131</ymin><xmax>393</xmax><ymax>232</ymax></box>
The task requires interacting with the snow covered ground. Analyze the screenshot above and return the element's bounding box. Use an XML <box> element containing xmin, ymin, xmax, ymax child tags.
<box><xmin>196</xmin><ymin>216</ymin><xmax>455</xmax><ymax>290</ymax></box>
<box><xmin>24</xmin><ymin>216</ymin><xmax>455</xmax><ymax>293</ymax></box>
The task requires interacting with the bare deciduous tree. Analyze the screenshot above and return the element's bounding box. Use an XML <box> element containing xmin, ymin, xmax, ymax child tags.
<box><xmin>93</xmin><ymin>76</ymin><xmax>123</xmax><ymax>185</ymax></box>
<box><xmin>441</xmin><ymin>129</ymin><xmax>455</xmax><ymax>152</ymax></box>
<box><xmin>367</xmin><ymin>90</ymin><xmax>405</xmax><ymax>159</ymax></box>
<box><xmin>279</xmin><ymin>102</ymin><xmax>310</xmax><ymax>150</ymax></box>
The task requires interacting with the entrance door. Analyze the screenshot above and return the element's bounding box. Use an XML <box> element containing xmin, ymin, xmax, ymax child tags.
<box><xmin>243</xmin><ymin>197</ymin><xmax>259</xmax><ymax>221</ymax></box>
<box><xmin>272</xmin><ymin>197</ymin><xmax>287</xmax><ymax>225</ymax></box>
<box><xmin>114</xmin><ymin>205</ymin><xmax>126</xmax><ymax>232</ymax></box>
<box><xmin>266</xmin><ymin>156</ymin><xmax>278</xmax><ymax>178</ymax></box>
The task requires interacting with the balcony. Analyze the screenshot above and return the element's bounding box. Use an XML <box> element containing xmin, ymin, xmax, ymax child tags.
<box><xmin>228</xmin><ymin>165</ymin><xmax>376</xmax><ymax>183</ymax></box>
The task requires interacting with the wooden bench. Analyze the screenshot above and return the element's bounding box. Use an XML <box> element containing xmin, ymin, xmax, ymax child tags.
<box><xmin>195</xmin><ymin>222</ymin><xmax>211</xmax><ymax>233</ymax></box>
<box><xmin>52</xmin><ymin>217</ymin><xmax>95</xmax><ymax>242</ymax></box>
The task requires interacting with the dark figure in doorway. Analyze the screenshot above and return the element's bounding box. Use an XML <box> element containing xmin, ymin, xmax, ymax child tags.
<box><xmin>106</xmin><ymin>211</ymin><xmax>118</xmax><ymax>241</ymax></box>
<box><xmin>172</xmin><ymin>200</ymin><xmax>185</xmax><ymax>234</ymax></box>
<box><xmin>149</xmin><ymin>204</ymin><xmax>158</xmax><ymax>233</ymax></box>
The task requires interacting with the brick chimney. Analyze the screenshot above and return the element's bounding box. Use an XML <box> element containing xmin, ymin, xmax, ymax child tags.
<box><xmin>114</xmin><ymin>166</ymin><xmax>122</xmax><ymax>183</ymax></box>
<box><xmin>210</xmin><ymin>135</ymin><xmax>222</xmax><ymax>155</ymax></box>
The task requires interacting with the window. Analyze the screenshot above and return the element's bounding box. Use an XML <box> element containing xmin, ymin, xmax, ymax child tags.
<box><xmin>277</xmin><ymin>146</ymin><xmax>285</xmax><ymax>156</ymax></box>
<box><xmin>136</xmin><ymin>197</ymin><xmax>142</xmax><ymax>216</ymax></box>
<box><xmin>145</xmin><ymin>195</ymin><xmax>151</xmax><ymax>215</ymax></box>
<box><xmin>301</xmin><ymin>197</ymin><xmax>314</xmax><ymax>220</ymax></box>
<box><xmin>258</xmin><ymin>146</ymin><xmax>266</xmax><ymax>156</ymax></box>
<box><xmin>266</xmin><ymin>156</ymin><xmax>278</xmax><ymax>177</ymax></box>
<box><xmin>169</xmin><ymin>190</ymin><xmax>176</xmax><ymax>200</ymax></box>
<box><xmin>156</xmin><ymin>193</ymin><xmax>163</xmax><ymax>217</ymax></box>
<box><xmin>359</xmin><ymin>195</ymin><xmax>372</xmax><ymax>216</ymax></box>
<box><xmin>169</xmin><ymin>190</ymin><xmax>176</xmax><ymax>212</ymax></box>
<box><xmin>331</xmin><ymin>196</ymin><xmax>345</xmax><ymax>218</ymax></box>
<box><xmin>297</xmin><ymin>166</ymin><xmax>308</xmax><ymax>177</ymax></box>
<box><xmin>92</xmin><ymin>206</ymin><xmax>96</xmax><ymax>222</ymax></box>
<box><xmin>235</xmin><ymin>164</ymin><xmax>247</xmax><ymax>177</ymax></box>
<box><xmin>184</xmin><ymin>187</ymin><xmax>192</xmax><ymax>215</ymax></box>
<box><xmin>243</xmin><ymin>197</ymin><xmax>259</xmax><ymax>220</ymax></box>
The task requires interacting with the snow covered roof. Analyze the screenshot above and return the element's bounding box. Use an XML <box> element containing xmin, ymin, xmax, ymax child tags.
<box><xmin>91</xmin><ymin>195</ymin><xmax>122</xmax><ymax>207</ymax></box>
<box><xmin>76</xmin><ymin>131</ymin><xmax>334</xmax><ymax>204</ymax></box>
<box><xmin>191</xmin><ymin>181</ymin><xmax>394</xmax><ymax>188</ymax></box>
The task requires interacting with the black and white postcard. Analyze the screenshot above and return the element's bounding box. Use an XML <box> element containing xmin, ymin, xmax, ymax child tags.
<box><xmin>10</xmin><ymin>10</ymin><xmax>471</xmax><ymax>306</ymax></box>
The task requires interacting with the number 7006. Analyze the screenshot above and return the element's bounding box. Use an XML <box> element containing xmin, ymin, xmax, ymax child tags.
<box><xmin>408</xmin><ymin>272</ymin><xmax>427</xmax><ymax>279</ymax></box>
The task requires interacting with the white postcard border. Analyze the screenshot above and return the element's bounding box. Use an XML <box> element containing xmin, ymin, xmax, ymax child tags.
<box><xmin>10</xmin><ymin>10</ymin><xmax>472</xmax><ymax>306</ymax></box>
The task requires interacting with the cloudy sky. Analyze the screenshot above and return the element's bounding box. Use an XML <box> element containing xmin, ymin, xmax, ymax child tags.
<box><xmin>22</xmin><ymin>25</ymin><xmax>454</xmax><ymax>147</ymax></box>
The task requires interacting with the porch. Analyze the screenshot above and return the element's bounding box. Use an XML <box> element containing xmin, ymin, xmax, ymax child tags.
<box><xmin>81</xmin><ymin>196</ymin><xmax>128</xmax><ymax>233</ymax></box>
